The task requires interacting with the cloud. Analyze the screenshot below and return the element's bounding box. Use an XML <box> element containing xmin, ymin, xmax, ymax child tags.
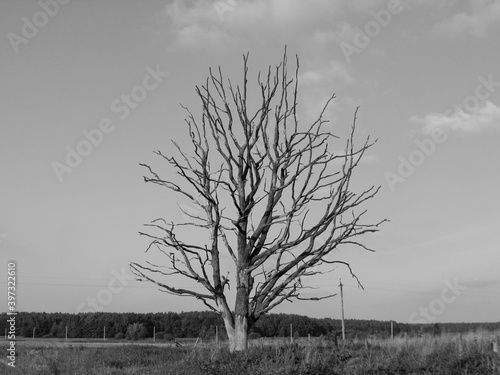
<box><xmin>155</xmin><ymin>0</ymin><xmax>233</xmax><ymax>49</ymax></box>
<box><xmin>411</xmin><ymin>101</ymin><xmax>500</xmax><ymax>135</ymax></box>
<box><xmin>361</xmin><ymin>154</ymin><xmax>382</xmax><ymax>165</ymax></box>
<box><xmin>460</xmin><ymin>278</ymin><xmax>499</xmax><ymax>289</ymax></box>
<box><xmin>156</xmin><ymin>0</ymin><xmax>397</xmax><ymax>50</ymax></box>
<box><xmin>297</xmin><ymin>59</ymin><xmax>357</xmax><ymax>124</ymax></box>
<box><xmin>311</xmin><ymin>22</ymin><xmax>353</xmax><ymax>46</ymax></box>
<box><xmin>300</xmin><ymin>60</ymin><xmax>355</xmax><ymax>86</ymax></box>
<box><xmin>157</xmin><ymin>0</ymin><xmax>338</xmax><ymax>48</ymax></box>
<box><xmin>431</xmin><ymin>0</ymin><xmax>500</xmax><ymax>38</ymax></box>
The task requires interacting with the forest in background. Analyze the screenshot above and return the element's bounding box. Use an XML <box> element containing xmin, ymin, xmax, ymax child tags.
<box><xmin>2</xmin><ymin>311</ymin><xmax>499</xmax><ymax>341</ymax></box>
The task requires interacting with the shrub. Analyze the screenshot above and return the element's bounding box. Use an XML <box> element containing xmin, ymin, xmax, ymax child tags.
<box><xmin>248</xmin><ymin>332</ymin><xmax>261</xmax><ymax>339</ymax></box>
<box><xmin>125</xmin><ymin>323</ymin><xmax>148</xmax><ymax>341</ymax></box>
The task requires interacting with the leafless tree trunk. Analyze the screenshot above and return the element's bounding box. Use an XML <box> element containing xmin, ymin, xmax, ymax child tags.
<box><xmin>130</xmin><ymin>50</ymin><xmax>385</xmax><ymax>352</ymax></box>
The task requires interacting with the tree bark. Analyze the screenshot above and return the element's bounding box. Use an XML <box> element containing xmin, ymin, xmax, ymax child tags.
<box><xmin>221</xmin><ymin>313</ymin><xmax>236</xmax><ymax>351</ymax></box>
<box><xmin>230</xmin><ymin>262</ymin><xmax>250</xmax><ymax>351</ymax></box>
<box><xmin>233</xmin><ymin>314</ymin><xmax>248</xmax><ymax>351</ymax></box>
<box><xmin>220</xmin><ymin>309</ymin><xmax>248</xmax><ymax>351</ymax></box>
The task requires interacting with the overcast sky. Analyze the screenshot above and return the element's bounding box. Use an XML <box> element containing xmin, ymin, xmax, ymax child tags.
<box><xmin>1</xmin><ymin>0</ymin><xmax>499</xmax><ymax>324</ymax></box>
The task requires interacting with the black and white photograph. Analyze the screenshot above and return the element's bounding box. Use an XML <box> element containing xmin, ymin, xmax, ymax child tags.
<box><xmin>1</xmin><ymin>0</ymin><xmax>499</xmax><ymax>373</ymax></box>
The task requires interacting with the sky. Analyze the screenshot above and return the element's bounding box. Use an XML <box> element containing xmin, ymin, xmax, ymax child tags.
<box><xmin>1</xmin><ymin>0</ymin><xmax>499</xmax><ymax>325</ymax></box>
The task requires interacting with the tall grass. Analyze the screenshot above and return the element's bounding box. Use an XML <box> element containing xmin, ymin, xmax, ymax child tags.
<box><xmin>2</xmin><ymin>332</ymin><xmax>499</xmax><ymax>374</ymax></box>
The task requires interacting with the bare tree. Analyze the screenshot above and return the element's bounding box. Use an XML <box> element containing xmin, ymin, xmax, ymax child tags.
<box><xmin>130</xmin><ymin>50</ymin><xmax>385</xmax><ymax>352</ymax></box>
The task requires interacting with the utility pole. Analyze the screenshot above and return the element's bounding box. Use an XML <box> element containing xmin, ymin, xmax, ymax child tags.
<box><xmin>391</xmin><ymin>320</ymin><xmax>394</xmax><ymax>339</ymax></box>
<box><xmin>154</xmin><ymin>326</ymin><xmax>156</xmax><ymax>342</ymax></box>
<box><xmin>290</xmin><ymin>324</ymin><xmax>293</xmax><ymax>344</ymax></box>
<box><xmin>66</xmin><ymin>325</ymin><xmax>68</xmax><ymax>341</ymax></box>
<box><xmin>339</xmin><ymin>279</ymin><xmax>345</xmax><ymax>341</ymax></box>
<box><xmin>103</xmin><ymin>326</ymin><xmax>106</xmax><ymax>341</ymax></box>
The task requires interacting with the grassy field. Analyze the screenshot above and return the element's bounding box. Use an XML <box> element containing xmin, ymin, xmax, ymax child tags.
<box><xmin>2</xmin><ymin>332</ymin><xmax>499</xmax><ymax>374</ymax></box>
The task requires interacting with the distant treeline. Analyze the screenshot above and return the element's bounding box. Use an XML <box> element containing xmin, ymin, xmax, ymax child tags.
<box><xmin>1</xmin><ymin>311</ymin><xmax>499</xmax><ymax>341</ymax></box>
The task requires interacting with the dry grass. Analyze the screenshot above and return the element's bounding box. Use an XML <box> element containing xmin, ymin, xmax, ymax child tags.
<box><xmin>2</xmin><ymin>332</ymin><xmax>499</xmax><ymax>374</ymax></box>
